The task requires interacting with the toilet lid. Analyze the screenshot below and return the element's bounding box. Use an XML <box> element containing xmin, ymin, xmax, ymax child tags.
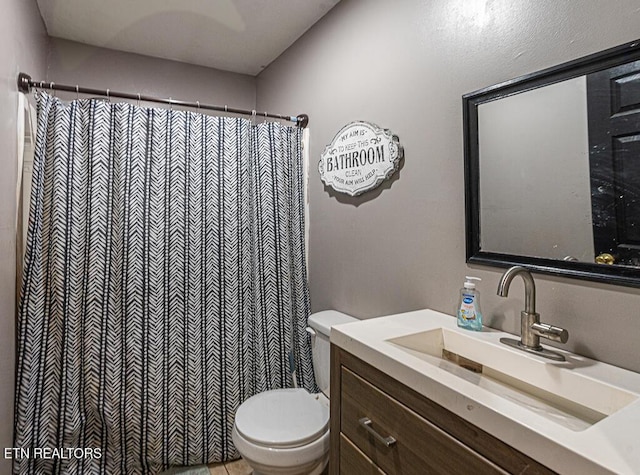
<box><xmin>235</xmin><ymin>388</ymin><xmax>329</xmax><ymax>448</ymax></box>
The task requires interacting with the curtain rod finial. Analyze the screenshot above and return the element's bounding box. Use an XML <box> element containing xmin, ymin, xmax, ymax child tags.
<box><xmin>296</xmin><ymin>114</ymin><xmax>309</xmax><ymax>128</ymax></box>
<box><xmin>18</xmin><ymin>73</ymin><xmax>32</xmax><ymax>93</ymax></box>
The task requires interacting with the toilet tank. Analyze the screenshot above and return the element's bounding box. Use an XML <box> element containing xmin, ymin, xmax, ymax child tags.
<box><xmin>307</xmin><ymin>310</ymin><xmax>357</xmax><ymax>397</ymax></box>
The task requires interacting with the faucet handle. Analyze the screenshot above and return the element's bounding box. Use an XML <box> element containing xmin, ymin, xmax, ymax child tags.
<box><xmin>531</xmin><ymin>322</ymin><xmax>569</xmax><ymax>344</ymax></box>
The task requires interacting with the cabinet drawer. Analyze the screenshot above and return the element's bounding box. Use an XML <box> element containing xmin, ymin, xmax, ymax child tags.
<box><xmin>340</xmin><ymin>367</ymin><xmax>507</xmax><ymax>475</ymax></box>
<box><xmin>340</xmin><ymin>433</ymin><xmax>385</xmax><ymax>475</ymax></box>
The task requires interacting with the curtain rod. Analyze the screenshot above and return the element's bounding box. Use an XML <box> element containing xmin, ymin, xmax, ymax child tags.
<box><xmin>17</xmin><ymin>72</ymin><xmax>309</xmax><ymax>128</ymax></box>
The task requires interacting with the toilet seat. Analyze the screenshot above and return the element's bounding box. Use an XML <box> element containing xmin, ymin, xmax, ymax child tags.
<box><xmin>235</xmin><ymin>388</ymin><xmax>328</xmax><ymax>449</ymax></box>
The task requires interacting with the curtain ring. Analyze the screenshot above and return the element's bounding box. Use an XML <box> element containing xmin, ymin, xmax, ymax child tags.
<box><xmin>252</xmin><ymin>109</ymin><xmax>256</xmax><ymax>124</ymax></box>
<box><xmin>50</xmin><ymin>82</ymin><xmax>56</xmax><ymax>97</ymax></box>
<box><xmin>224</xmin><ymin>105</ymin><xmax>228</xmax><ymax>113</ymax></box>
<box><xmin>76</xmin><ymin>85</ymin><xmax>79</xmax><ymax>101</ymax></box>
<box><xmin>106</xmin><ymin>89</ymin><xmax>110</xmax><ymax>102</ymax></box>
<box><xmin>196</xmin><ymin>100</ymin><xmax>200</xmax><ymax>111</ymax></box>
<box><xmin>137</xmin><ymin>93</ymin><xmax>141</xmax><ymax>107</ymax></box>
<box><xmin>263</xmin><ymin>111</ymin><xmax>268</xmax><ymax>123</ymax></box>
<box><xmin>169</xmin><ymin>98</ymin><xmax>172</xmax><ymax>110</ymax></box>
<box><xmin>39</xmin><ymin>81</ymin><xmax>44</xmax><ymax>89</ymax></box>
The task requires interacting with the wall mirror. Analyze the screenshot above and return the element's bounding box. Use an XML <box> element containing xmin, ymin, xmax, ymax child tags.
<box><xmin>464</xmin><ymin>39</ymin><xmax>640</xmax><ymax>287</ymax></box>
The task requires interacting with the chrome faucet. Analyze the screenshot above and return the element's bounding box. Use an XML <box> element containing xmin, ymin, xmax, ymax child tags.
<box><xmin>497</xmin><ymin>266</ymin><xmax>569</xmax><ymax>361</ymax></box>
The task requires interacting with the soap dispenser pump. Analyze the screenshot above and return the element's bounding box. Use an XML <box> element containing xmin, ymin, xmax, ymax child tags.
<box><xmin>457</xmin><ymin>276</ymin><xmax>482</xmax><ymax>331</ymax></box>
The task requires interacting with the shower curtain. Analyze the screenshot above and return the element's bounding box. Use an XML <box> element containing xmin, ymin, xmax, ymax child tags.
<box><xmin>14</xmin><ymin>92</ymin><xmax>314</xmax><ymax>475</ymax></box>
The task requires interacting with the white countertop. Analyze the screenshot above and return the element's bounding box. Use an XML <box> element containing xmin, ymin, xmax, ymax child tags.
<box><xmin>330</xmin><ymin>309</ymin><xmax>640</xmax><ymax>474</ymax></box>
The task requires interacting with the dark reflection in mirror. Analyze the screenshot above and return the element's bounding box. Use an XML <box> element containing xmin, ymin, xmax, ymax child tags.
<box><xmin>587</xmin><ymin>60</ymin><xmax>640</xmax><ymax>267</ymax></box>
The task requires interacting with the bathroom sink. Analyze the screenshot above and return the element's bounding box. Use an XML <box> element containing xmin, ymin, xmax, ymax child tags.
<box><xmin>386</xmin><ymin>328</ymin><xmax>638</xmax><ymax>431</ymax></box>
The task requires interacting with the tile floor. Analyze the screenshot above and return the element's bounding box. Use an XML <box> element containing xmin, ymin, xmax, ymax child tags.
<box><xmin>208</xmin><ymin>458</ymin><xmax>252</xmax><ymax>475</ymax></box>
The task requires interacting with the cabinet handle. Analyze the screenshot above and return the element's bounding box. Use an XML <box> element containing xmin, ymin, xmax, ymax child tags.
<box><xmin>358</xmin><ymin>417</ymin><xmax>397</xmax><ymax>447</ymax></box>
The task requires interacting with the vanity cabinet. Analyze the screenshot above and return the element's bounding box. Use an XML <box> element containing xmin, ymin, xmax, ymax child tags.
<box><xmin>329</xmin><ymin>345</ymin><xmax>557</xmax><ymax>475</ymax></box>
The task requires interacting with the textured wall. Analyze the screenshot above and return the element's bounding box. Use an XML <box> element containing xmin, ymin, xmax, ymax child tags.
<box><xmin>257</xmin><ymin>0</ymin><xmax>640</xmax><ymax>372</ymax></box>
<box><xmin>48</xmin><ymin>38</ymin><xmax>257</xmax><ymax>110</ymax></box>
<box><xmin>0</xmin><ymin>0</ymin><xmax>48</xmax><ymax>472</ymax></box>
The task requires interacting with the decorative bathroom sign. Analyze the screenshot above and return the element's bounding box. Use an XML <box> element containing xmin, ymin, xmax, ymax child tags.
<box><xmin>319</xmin><ymin>121</ymin><xmax>403</xmax><ymax>196</ymax></box>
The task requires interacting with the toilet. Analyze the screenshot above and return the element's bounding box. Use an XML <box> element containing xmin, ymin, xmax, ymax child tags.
<box><xmin>232</xmin><ymin>310</ymin><xmax>356</xmax><ymax>475</ymax></box>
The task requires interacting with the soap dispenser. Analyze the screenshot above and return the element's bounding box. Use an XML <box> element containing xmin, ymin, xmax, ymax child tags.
<box><xmin>457</xmin><ymin>276</ymin><xmax>482</xmax><ymax>331</ymax></box>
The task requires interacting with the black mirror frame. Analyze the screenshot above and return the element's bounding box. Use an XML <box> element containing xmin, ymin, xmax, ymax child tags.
<box><xmin>463</xmin><ymin>39</ymin><xmax>640</xmax><ymax>288</ymax></box>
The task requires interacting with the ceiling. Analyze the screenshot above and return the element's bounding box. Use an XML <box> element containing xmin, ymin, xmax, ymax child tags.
<box><xmin>36</xmin><ymin>0</ymin><xmax>341</xmax><ymax>76</ymax></box>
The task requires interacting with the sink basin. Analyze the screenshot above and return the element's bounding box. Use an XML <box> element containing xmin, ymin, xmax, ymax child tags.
<box><xmin>386</xmin><ymin>328</ymin><xmax>638</xmax><ymax>431</ymax></box>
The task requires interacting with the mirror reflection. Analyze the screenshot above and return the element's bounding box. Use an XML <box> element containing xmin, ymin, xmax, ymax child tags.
<box><xmin>477</xmin><ymin>59</ymin><xmax>640</xmax><ymax>267</ymax></box>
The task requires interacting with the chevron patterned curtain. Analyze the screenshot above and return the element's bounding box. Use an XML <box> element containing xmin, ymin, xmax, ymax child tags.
<box><xmin>14</xmin><ymin>92</ymin><xmax>313</xmax><ymax>474</ymax></box>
